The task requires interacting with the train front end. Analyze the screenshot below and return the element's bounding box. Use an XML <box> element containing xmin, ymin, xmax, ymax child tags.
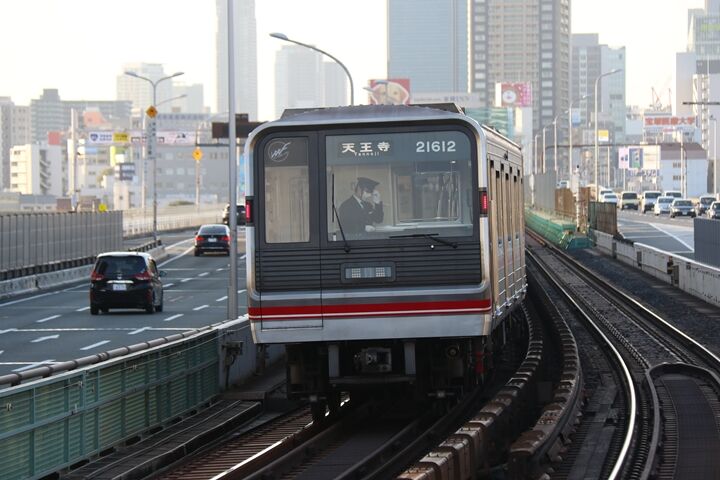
<box><xmin>245</xmin><ymin>105</ymin><xmax>505</xmax><ymax>410</ymax></box>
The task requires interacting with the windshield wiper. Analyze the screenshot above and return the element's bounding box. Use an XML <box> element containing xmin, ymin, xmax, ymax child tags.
<box><xmin>390</xmin><ymin>233</ymin><xmax>458</xmax><ymax>249</ymax></box>
<box><xmin>331</xmin><ymin>174</ymin><xmax>351</xmax><ymax>253</ymax></box>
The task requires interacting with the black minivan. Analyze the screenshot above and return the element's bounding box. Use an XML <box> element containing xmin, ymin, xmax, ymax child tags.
<box><xmin>89</xmin><ymin>252</ymin><xmax>165</xmax><ymax>315</ymax></box>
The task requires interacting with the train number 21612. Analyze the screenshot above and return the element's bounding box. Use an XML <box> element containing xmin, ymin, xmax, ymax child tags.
<box><xmin>416</xmin><ymin>140</ymin><xmax>456</xmax><ymax>153</ymax></box>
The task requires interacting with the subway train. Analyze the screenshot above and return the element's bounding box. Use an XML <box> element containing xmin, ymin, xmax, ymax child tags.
<box><xmin>243</xmin><ymin>104</ymin><xmax>526</xmax><ymax>419</ymax></box>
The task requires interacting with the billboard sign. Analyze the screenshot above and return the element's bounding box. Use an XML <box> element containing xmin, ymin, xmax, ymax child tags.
<box><xmin>87</xmin><ymin>131</ymin><xmax>114</xmax><ymax>145</ymax></box>
<box><xmin>367</xmin><ymin>79</ymin><xmax>411</xmax><ymax>105</ymax></box>
<box><xmin>644</xmin><ymin>115</ymin><xmax>696</xmax><ymax>134</ymax></box>
<box><xmin>411</xmin><ymin>92</ymin><xmax>482</xmax><ymax>108</ymax></box>
<box><xmin>115</xmin><ymin>162</ymin><xmax>136</xmax><ymax>181</ymax></box>
<box><xmin>629</xmin><ymin>147</ymin><xmax>644</xmax><ymax>169</ymax></box>
<box><xmin>598</xmin><ymin>129</ymin><xmax>609</xmax><ymax>142</ymax></box>
<box><xmin>618</xmin><ymin>147</ymin><xmax>630</xmax><ymax>169</ymax></box>
<box><xmin>495</xmin><ymin>82</ymin><xmax>532</xmax><ymax>107</ymax></box>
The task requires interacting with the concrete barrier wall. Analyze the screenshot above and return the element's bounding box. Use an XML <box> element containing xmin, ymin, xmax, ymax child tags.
<box><xmin>593</xmin><ymin>230</ymin><xmax>720</xmax><ymax>308</ymax></box>
<box><xmin>0</xmin><ymin>245</ymin><xmax>167</xmax><ymax>301</ymax></box>
<box><xmin>0</xmin><ymin>212</ymin><xmax>123</xmax><ymax>272</ymax></box>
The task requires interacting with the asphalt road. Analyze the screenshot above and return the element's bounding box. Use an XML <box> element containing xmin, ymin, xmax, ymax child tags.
<box><xmin>0</xmin><ymin>230</ymin><xmax>247</xmax><ymax>377</ymax></box>
<box><xmin>617</xmin><ymin>209</ymin><xmax>695</xmax><ymax>258</ymax></box>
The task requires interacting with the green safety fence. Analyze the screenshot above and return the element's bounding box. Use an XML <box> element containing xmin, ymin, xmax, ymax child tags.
<box><xmin>0</xmin><ymin>331</ymin><xmax>219</xmax><ymax>480</ymax></box>
<box><xmin>525</xmin><ymin>209</ymin><xmax>591</xmax><ymax>250</ymax></box>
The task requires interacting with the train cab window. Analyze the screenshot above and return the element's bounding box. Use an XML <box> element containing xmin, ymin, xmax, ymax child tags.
<box><xmin>263</xmin><ymin>137</ymin><xmax>310</xmax><ymax>243</ymax></box>
<box><xmin>326</xmin><ymin>130</ymin><xmax>474</xmax><ymax>241</ymax></box>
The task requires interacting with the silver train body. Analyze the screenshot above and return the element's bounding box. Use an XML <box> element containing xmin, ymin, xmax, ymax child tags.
<box><xmin>244</xmin><ymin>104</ymin><xmax>526</xmax><ymax>403</ymax></box>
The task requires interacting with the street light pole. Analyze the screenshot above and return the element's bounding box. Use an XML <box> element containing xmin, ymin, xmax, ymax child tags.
<box><xmin>568</xmin><ymin>95</ymin><xmax>589</xmax><ymax>181</ymax></box>
<box><xmin>594</xmin><ymin>69</ymin><xmax>622</xmax><ymax>191</ymax></box>
<box><xmin>553</xmin><ymin>116</ymin><xmax>559</xmax><ymax>175</ymax></box>
<box><xmin>542</xmin><ymin>126</ymin><xmax>547</xmax><ymax>173</ymax></box>
<box><xmin>227</xmin><ymin>0</ymin><xmax>239</xmax><ymax>320</ymax></box>
<box><xmin>534</xmin><ymin>133</ymin><xmax>539</xmax><ymax>174</ymax></box>
<box><xmin>270</xmin><ymin>32</ymin><xmax>355</xmax><ymax>105</ymax></box>
<box><xmin>123</xmin><ymin>70</ymin><xmax>184</xmax><ymax>243</ymax></box>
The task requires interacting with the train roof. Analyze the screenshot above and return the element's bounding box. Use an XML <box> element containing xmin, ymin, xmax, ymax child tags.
<box><xmin>278</xmin><ymin>104</ymin><xmax>464</xmax><ymax>123</ymax></box>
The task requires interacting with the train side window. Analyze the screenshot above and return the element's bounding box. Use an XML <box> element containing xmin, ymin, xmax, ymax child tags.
<box><xmin>263</xmin><ymin>137</ymin><xmax>310</xmax><ymax>243</ymax></box>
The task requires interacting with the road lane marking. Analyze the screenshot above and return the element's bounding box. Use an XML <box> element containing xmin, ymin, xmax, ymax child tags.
<box><xmin>181</xmin><ymin>278</ymin><xmax>193</xmax><ymax>283</ymax></box>
<box><xmin>240</xmin><ymin>254</ymin><xmax>247</xmax><ymax>259</ymax></box>
<box><xmin>216</xmin><ymin>268</ymin><xmax>224</xmax><ymax>272</ymax></box>
<box><xmin>36</xmin><ymin>315</ymin><xmax>61</xmax><ymax>324</ymax></box>
<box><xmin>0</xmin><ymin>291</ymin><xmax>62</xmax><ymax>308</ymax></box>
<box><xmin>238</xmin><ymin>289</ymin><xmax>246</xmax><ymax>294</ymax></box>
<box><xmin>1</xmin><ymin>327</ymin><xmax>194</xmax><ymax>332</ymax></box>
<box><xmin>76</xmin><ymin>306</ymin><xmax>90</xmax><ymax>312</ymax></box>
<box><xmin>216</xmin><ymin>296</ymin><xmax>228</xmax><ymax>302</ymax></box>
<box><xmin>13</xmin><ymin>360</ymin><xmax>55</xmax><ymax>372</ymax></box>
<box><xmin>649</xmin><ymin>223</ymin><xmax>694</xmax><ymax>251</ymax></box>
<box><xmin>0</xmin><ymin>329</ymin><xmax>16</xmax><ymax>335</ymax></box>
<box><xmin>193</xmin><ymin>305</ymin><xmax>209</xmax><ymax>311</ymax></box>
<box><xmin>31</xmin><ymin>335</ymin><xmax>59</xmax><ymax>343</ymax></box>
<box><xmin>198</xmin><ymin>272</ymin><xmax>209</xmax><ymax>277</ymax></box>
<box><xmin>164</xmin><ymin>283</ymin><xmax>175</xmax><ymax>288</ymax></box>
<box><xmin>163</xmin><ymin>314</ymin><xmax>184</xmax><ymax>322</ymax></box>
<box><xmin>80</xmin><ymin>340</ymin><xmax>110</xmax><ymax>351</ymax></box>
<box><xmin>159</xmin><ymin>245</ymin><xmax>194</xmax><ymax>267</ymax></box>
<box><xmin>128</xmin><ymin>327</ymin><xmax>151</xmax><ymax>335</ymax></box>
<box><xmin>0</xmin><ymin>351</ymin><xmax>3</xmax><ymax>356</ymax></box>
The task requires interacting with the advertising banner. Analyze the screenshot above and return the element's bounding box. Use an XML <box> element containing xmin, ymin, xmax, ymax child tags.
<box><xmin>115</xmin><ymin>162</ymin><xmax>136</xmax><ymax>181</ymax></box>
<box><xmin>411</xmin><ymin>92</ymin><xmax>482</xmax><ymax>108</ymax></box>
<box><xmin>367</xmin><ymin>79</ymin><xmax>411</xmax><ymax>105</ymax></box>
<box><xmin>629</xmin><ymin>147</ymin><xmax>644</xmax><ymax>169</ymax></box>
<box><xmin>495</xmin><ymin>82</ymin><xmax>532</xmax><ymax>107</ymax></box>
<box><xmin>598</xmin><ymin>129</ymin><xmax>609</xmax><ymax>142</ymax></box>
<box><xmin>86</xmin><ymin>131</ymin><xmax>114</xmax><ymax>145</ymax></box>
<box><xmin>618</xmin><ymin>147</ymin><xmax>630</xmax><ymax>169</ymax></box>
<box><xmin>643</xmin><ymin>115</ymin><xmax>696</xmax><ymax>134</ymax></box>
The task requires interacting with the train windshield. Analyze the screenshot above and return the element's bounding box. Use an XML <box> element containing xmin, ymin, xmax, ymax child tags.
<box><xmin>327</xmin><ymin>130</ymin><xmax>474</xmax><ymax>241</ymax></box>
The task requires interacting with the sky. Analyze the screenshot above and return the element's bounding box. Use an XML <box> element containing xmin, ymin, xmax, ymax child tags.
<box><xmin>0</xmin><ymin>0</ymin><xmax>705</xmax><ymax>121</ymax></box>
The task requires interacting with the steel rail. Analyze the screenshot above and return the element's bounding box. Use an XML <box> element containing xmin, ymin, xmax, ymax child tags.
<box><xmin>526</xmin><ymin>245</ymin><xmax>637</xmax><ymax>480</ymax></box>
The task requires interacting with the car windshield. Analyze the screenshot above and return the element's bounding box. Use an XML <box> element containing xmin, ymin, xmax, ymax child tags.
<box><xmin>622</xmin><ymin>193</ymin><xmax>637</xmax><ymax>199</ymax></box>
<box><xmin>701</xmin><ymin>197</ymin><xmax>715</xmax><ymax>205</ymax></box>
<box><xmin>95</xmin><ymin>256</ymin><xmax>146</xmax><ymax>276</ymax></box>
<box><xmin>199</xmin><ymin>226</ymin><xmax>228</xmax><ymax>235</ymax></box>
<box><xmin>658</xmin><ymin>197</ymin><xmax>673</xmax><ymax>204</ymax></box>
<box><xmin>713</xmin><ymin>203</ymin><xmax>720</xmax><ymax>208</ymax></box>
<box><xmin>645</xmin><ymin>192</ymin><xmax>661</xmax><ymax>199</ymax></box>
<box><xmin>674</xmin><ymin>200</ymin><xmax>692</xmax><ymax>206</ymax></box>
<box><xmin>605</xmin><ymin>194</ymin><xmax>617</xmax><ymax>200</ymax></box>
<box><xmin>665</xmin><ymin>192</ymin><xmax>681</xmax><ymax>198</ymax></box>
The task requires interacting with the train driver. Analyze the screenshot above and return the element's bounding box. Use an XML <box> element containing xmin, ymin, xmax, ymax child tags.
<box><xmin>337</xmin><ymin>177</ymin><xmax>384</xmax><ymax>237</ymax></box>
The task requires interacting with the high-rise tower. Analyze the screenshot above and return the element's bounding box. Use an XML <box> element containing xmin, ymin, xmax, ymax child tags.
<box><xmin>216</xmin><ymin>0</ymin><xmax>258</xmax><ymax>119</ymax></box>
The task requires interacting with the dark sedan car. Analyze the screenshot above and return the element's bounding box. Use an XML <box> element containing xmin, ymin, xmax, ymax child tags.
<box><xmin>90</xmin><ymin>252</ymin><xmax>165</xmax><ymax>315</ymax></box>
<box><xmin>194</xmin><ymin>224</ymin><xmax>231</xmax><ymax>256</ymax></box>
<box><xmin>222</xmin><ymin>204</ymin><xmax>246</xmax><ymax>226</ymax></box>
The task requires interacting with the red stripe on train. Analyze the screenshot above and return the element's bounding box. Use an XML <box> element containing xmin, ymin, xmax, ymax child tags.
<box><xmin>249</xmin><ymin>299</ymin><xmax>492</xmax><ymax>319</ymax></box>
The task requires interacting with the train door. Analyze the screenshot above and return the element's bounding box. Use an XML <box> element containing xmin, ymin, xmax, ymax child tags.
<box><xmin>492</xmin><ymin>158</ymin><xmax>507</xmax><ymax>309</ymax></box>
<box><xmin>258</xmin><ymin>135</ymin><xmax>322</xmax><ymax>330</ymax></box>
<box><xmin>501</xmin><ymin>162</ymin><xmax>513</xmax><ymax>305</ymax></box>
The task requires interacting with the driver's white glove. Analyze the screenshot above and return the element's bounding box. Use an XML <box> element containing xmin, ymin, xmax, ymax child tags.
<box><xmin>372</xmin><ymin>191</ymin><xmax>381</xmax><ymax>204</ymax></box>
<box><xmin>365</xmin><ymin>225</ymin><xmax>376</xmax><ymax>232</ymax></box>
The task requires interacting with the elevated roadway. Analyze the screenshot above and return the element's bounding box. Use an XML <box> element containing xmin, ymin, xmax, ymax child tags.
<box><xmin>0</xmin><ymin>230</ymin><xmax>247</xmax><ymax>377</ymax></box>
<box><xmin>617</xmin><ymin>210</ymin><xmax>695</xmax><ymax>259</ymax></box>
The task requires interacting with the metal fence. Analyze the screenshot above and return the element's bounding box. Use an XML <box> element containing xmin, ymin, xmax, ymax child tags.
<box><xmin>0</xmin><ymin>329</ymin><xmax>220</xmax><ymax>480</ymax></box>
<box><xmin>0</xmin><ymin>212</ymin><xmax>122</xmax><ymax>274</ymax></box>
<box><xmin>589</xmin><ymin>202</ymin><xmax>618</xmax><ymax>236</ymax></box>
<box><xmin>694</xmin><ymin>217</ymin><xmax>720</xmax><ymax>267</ymax></box>
<box><xmin>122</xmin><ymin>204</ymin><xmax>223</xmax><ymax>237</ymax></box>
<box><xmin>529</xmin><ymin>171</ymin><xmax>558</xmax><ymax>211</ymax></box>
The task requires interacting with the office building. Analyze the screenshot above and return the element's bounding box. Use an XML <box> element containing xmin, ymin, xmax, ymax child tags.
<box><xmin>571</xmin><ymin>35</ymin><xmax>626</xmax><ymax>140</ymax></box>
<box><xmin>116</xmin><ymin>63</ymin><xmax>175</xmax><ymax>113</ymax></box>
<box><xmin>216</xmin><ymin>0</ymin><xmax>258</xmax><ymax>119</ymax></box>
<box><xmin>31</xmin><ymin>88</ymin><xmax>131</xmax><ymax>143</ymax></box>
<box><xmin>171</xmin><ymin>83</ymin><xmax>206</xmax><ymax>113</ymax></box>
<box><xmin>9</xmin><ymin>143</ymin><xmax>64</xmax><ymax>197</ymax></box>
<box><xmin>470</xmin><ymin>0</ymin><xmax>570</xmax><ymax>132</ymax></box>
<box><xmin>387</xmin><ymin>0</ymin><xmax>468</xmax><ymax>94</ymax></box>
<box><xmin>274</xmin><ymin>46</ymin><xmax>348</xmax><ymax>119</ymax></box>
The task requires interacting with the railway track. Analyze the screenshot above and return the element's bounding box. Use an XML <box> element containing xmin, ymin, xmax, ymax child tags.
<box><xmin>527</xmin><ymin>230</ymin><xmax>720</xmax><ymax>478</ymax></box>
<box><xmin>151</xmin><ymin>303</ymin><xmax>576</xmax><ymax>479</ymax></box>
